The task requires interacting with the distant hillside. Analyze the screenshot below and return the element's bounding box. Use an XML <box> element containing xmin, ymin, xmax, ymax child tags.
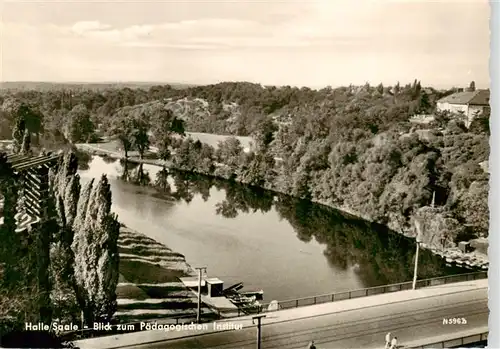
<box><xmin>0</xmin><ymin>81</ymin><xmax>197</xmax><ymax>92</ymax></box>
<box><xmin>108</xmin><ymin>97</ymin><xmax>246</xmax><ymax>136</ymax></box>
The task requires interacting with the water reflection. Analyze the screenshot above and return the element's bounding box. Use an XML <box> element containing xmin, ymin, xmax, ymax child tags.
<box><xmin>74</xmin><ymin>149</ymin><xmax>92</xmax><ymax>171</ymax></box>
<box><xmin>77</xmin><ymin>155</ymin><xmax>472</xmax><ymax>300</ymax></box>
<box><xmin>107</xmin><ymin>159</ymin><xmax>470</xmax><ymax>286</ymax></box>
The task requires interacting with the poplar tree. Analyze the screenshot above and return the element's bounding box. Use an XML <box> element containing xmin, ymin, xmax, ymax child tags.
<box><xmin>71</xmin><ymin>179</ymin><xmax>94</xmax><ymax>321</ymax></box>
<box><xmin>20</xmin><ymin>129</ymin><xmax>31</xmax><ymax>154</ymax></box>
<box><xmin>63</xmin><ymin>176</ymin><xmax>80</xmax><ymax>235</ymax></box>
<box><xmin>58</xmin><ymin>152</ymin><xmax>80</xmax><ymax>228</ymax></box>
<box><xmin>50</xmin><ymin>152</ymin><xmax>81</xmax><ymax>284</ymax></box>
<box><xmin>72</xmin><ymin>176</ymin><xmax>120</xmax><ymax>325</ymax></box>
<box><xmin>11</xmin><ymin>117</ymin><xmax>25</xmax><ymax>154</ymax></box>
<box><xmin>72</xmin><ymin>179</ymin><xmax>94</xmax><ymax>236</ymax></box>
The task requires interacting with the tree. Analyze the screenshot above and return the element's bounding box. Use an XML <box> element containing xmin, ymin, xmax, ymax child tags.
<box><xmin>21</xmin><ymin>129</ymin><xmax>31</xmax><ymax>154</ymax></box>
<box><xmin>376</xmin><ymin>83</ymin><xmax>384</xmax><ymax>95</ymax></box>
<box><xmin>19</xmin><ymin>104</ymin><xmax>43</xmax><ymax>146</ymax></box>
<box><xmin>394</xmin><ymin>82</ymin><xmax>401</xmax><ymax>95</ymax></box>
<box><xmin>155</xmin><ymin>167</ymin><xmax>171</xmax><ymax>193</ymax></box>
<box><xmin>50</xmin><ymin>152</ymin><xmax>81</xmax><ymax>301</ymax></box>
<box><xmin>170</xmin><ymin>117</ymin><xmax>186</xmax><ymax>136</ymax></box>
<box><xmin>456</xmin><ymin>180</ymin><xmax>489</xmax><ymax>237</ymax></box>
<box><xmin>216</xmin><ymin>137</ymin><xmax>244</xmax><ymax>172</ymax></box>
<box><xmin>131</xmin><ymin>118</ymin><xmax>150</xmax><ymax>160</ymax></box>
<box><xmin>111</xmin><ymin>116</ymin><xmax>134</xmax><ymax>159</ymax></box>
<box><xmin>253</xmin><ymin>117</ymin><xmax>277</xmax><ymax>152</ymax></box>
<box><xmin>469</xmin><ymin>108</ymin><xmax>490</xmax><ymax>135</ymax></box>
<box><xmin>10</xmin><ymin>103</ymin><xmax>43</xmax><ymax>153</ymax></box>
<box><xmin>72</xmin><ymin>175</ymin><xmax>119</xmax><ymax>325</ymax></box>
<box><xmin>412</xmin><ymin>79</ymin><xmax>422</xmax><ymax>97</ymax></box>
<box><xmin>11</xmin><ymin>115</ymin><xmax>26</xmax><ymax>154</ymax></box>
<box><xmin>150</xmin><ymin>107</ymin><xmax>185</xmax><ymax>160</ymax></box>
<box><xmin>469</xmin><ymin>81</ymin><xmax>476</xmax><ymax>92</ymax></box>
<box><xmin>418</xmin><ymin>92</ymin><xmax>431</xmax><ymax>114</ymax></box>
<box><xmin>65</xmin><ymin>104</ymin><xmax>94</xmax><ymax>143</ymax></box>
<box><xmin>72</xmin><ymin>179</ymin><xmax>94</xmax><ymax>235</ymax></box>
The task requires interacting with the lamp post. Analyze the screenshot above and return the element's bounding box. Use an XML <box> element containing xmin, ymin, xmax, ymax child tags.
<box><xmin>412</xmin><ymin>219</ymin><xmax>423</xmax><ymax>290</ymax></box>
<box><xmin>195</xmin><ymin>267</ymin><xmax>207</xmax><ymax>324</ymax></box>
<box><xmin>252</xmin><ymin>314</ymin><xmax>266</xmax><ymax>349</ymax></box>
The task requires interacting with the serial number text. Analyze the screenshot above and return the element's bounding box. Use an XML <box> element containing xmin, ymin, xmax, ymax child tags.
<box><xmin>442</xmin><ymin>317</ymin><xmax>467</xmax><ymax>325</ymax></box>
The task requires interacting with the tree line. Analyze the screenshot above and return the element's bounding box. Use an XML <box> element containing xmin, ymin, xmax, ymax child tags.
<box><xmin>0</xmin><ymin>80</ymin><xmax>490</xmax><ymax>247</ymax></box>
<box><xmin>0</xmin><ymin>80</ymin><xmax>461</xmax><ymax>143</ymax></box>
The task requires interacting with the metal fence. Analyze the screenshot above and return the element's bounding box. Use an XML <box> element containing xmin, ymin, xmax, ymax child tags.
<box><xmin>64</xmin><ymin>271</ymin><xmax>487</xmax><ymax>341</ymax></box>
<box><xmin>408</xmin><ymin>331</ymin><xmax>488</xmax><ymax>349</ymax></box>
<box><xmin>248</xmin><ymin>271</ymin><xmax>488</xmax><ymax>316</ymax></box>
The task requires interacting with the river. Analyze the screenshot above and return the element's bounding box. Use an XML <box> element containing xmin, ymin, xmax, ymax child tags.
<box><xmin>78</xmin><ymin>155</ymin><xmax>470</xmax><ymax>302</ymax></box>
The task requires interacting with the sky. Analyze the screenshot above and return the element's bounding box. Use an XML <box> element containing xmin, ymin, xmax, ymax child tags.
<box><xmin>0</xmin><ymin>0</ymin><xmax>491</xmax><ymax>89</ymax></box>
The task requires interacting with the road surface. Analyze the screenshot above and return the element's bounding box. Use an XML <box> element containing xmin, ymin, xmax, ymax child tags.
<box><xmin>112</xmin><ymin>286</ymin><xmax>487</xmax><ymax>349</ymax></box>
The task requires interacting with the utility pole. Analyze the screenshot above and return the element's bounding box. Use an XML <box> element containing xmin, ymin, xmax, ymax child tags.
<box><xmin>252</xmin><ymin>314</ymin><xmax>266</xmax><ymax>349</ymax></box>
<box><xmin>195</xmin><ymin>267</ymin><xmax>207</xmax><ymax>324</ymax></box>
<box><xmin>413</xmin><ymin>219</ymin><xmax>423</xmax><ymax>290</ymax></box>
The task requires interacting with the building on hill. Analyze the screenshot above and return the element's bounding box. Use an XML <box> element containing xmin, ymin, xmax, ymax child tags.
<box><xmin>436</xmin><ymin>89</ymin><xmax>490</xmax><ymax>127</ymax></box>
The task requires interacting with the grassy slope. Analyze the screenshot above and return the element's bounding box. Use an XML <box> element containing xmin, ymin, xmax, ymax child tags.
<box><xmin>75</xmin><ymin>132</ymin><xmax>254</xmax><ymax>161</ymax></box>
<box><xmin>186</xmin><ymin>132</ymin><xmax>254</xmax><ymax>151</ymax></box>
<box><xmin>115</xmin><ymin>226</ymin><xmax>214</xmax><ymax>323</ymax></box>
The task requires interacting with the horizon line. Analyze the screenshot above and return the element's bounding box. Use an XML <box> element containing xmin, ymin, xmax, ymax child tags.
<box><xmin>0</xmin><ymin>80</ymin><xmax>489</xmax><ymax>91</ymax></box>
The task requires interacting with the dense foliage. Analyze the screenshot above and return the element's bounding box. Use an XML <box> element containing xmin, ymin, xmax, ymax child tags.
<box><xmin>0</xmin><ymin>80</ymin><xmax>490</xmax><ymax>247</ymax></box>
<box><xmin>0</xmin><ymin>150</ymin><xmax>119</xmax><ymax>341</ymax></box>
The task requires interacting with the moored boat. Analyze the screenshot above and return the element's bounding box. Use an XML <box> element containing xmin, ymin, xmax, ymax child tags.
<box><xmin>229</xmin><ymin>295</ymin><xmax>257</xmax><ymax>305</ymax></box>
<box><xmin>239</xmin><ymin>290</ymin><xmax>264</xmax><ymax>300</ymax></box>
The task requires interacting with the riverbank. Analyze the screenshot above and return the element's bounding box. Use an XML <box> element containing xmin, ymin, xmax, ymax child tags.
<box><xmin>115</xmin><ymin>225</ymin><xmax>215</xmax><ymax>323</ymax></box>
<box><xmin>75</xmin><ymin>142</ymin><xmax>168</xmax><ymax>168</ymax></box>
<box><xmin>75</xmin><ymin>141</ymin><xmax>489</xmax><ymax>271</ymax></box>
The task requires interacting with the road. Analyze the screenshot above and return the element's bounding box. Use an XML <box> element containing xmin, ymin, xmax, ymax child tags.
<box><xmin>122</xmin><ymin>287</ymin><xmax>487</xmax><ymax>349</ymax></box>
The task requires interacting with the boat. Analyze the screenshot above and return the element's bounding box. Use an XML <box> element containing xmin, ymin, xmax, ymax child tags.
<box><xmin>239</xmin><ymin>290</ymin><xmax>264</xmax><ymax>301</ymax></box>
<box><xmin>228</xmin><ymin>295</ymin><xmax>257</xmax><ymax>306</ymax></box>
<box><xmin>223</xmin><ymin>282</ymin><xmax>244</xmax><ymax>294</ymax></box>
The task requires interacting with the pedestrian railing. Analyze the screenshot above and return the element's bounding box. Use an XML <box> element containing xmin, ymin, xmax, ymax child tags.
<box><xmin>408</xmin><ymin>331</ymin><xmax>488</xmax><ymax>348</ymax></box>
<box><xmin>65</xmin><ymin>271</ymin><xmax>487</xmax><ymax>341</ymax></box>
<box><xmin>245</xmin><ymin>271</ymin><xmax>488</xmax><ymax>316</ymax></box>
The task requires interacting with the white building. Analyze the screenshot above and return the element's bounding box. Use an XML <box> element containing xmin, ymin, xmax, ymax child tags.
<box><xmin>436</xmin><ymin>89</ymin><xmax>490</xmax><ymax>127</ymax></box>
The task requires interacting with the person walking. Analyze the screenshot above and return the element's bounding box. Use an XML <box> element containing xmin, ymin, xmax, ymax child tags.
<box><xmin>385</xmin><ymin>332</ymin><xmax>392</xmax><ymax>349</ymax></box>
<box><xmin>390</xmin><ymin>336</ymin><xmax>398</xmax><ymax>349</ymax></box>
<box><xmin>307</xmin><ymin>340</ymin><xmax>317</xmax><ymax>349</ymax></box>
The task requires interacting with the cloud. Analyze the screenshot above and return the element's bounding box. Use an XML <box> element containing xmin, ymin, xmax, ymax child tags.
<box><xmin>71</xmin><ymin>20</ymin><xmax>112</xmax><ymax>34</ymax></box>
<box><xmin>73</xmin><ymin>15</ymin><xmax>374</xmax><ymax>51</ymax></box>
<box><xmin>0</xmin><ymin>0</ymin><xmax>490</xmax><ymax>87</ymax></box>
<box><xmin>70</xmin><ymin>20</ymin><xmax>153</xmax><ymax>43</ymax></box>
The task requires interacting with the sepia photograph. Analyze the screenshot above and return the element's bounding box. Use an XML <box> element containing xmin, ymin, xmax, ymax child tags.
<box><xmin>0</xmin><ymin>0</ymin><xmax>492</xmax><ymax>348</ymax></box>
